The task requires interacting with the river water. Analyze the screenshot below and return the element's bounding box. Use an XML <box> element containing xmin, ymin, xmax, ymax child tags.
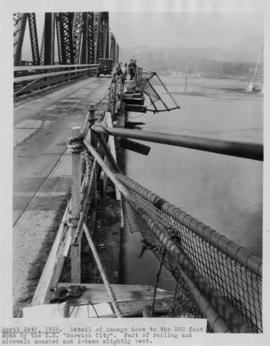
<box><xmin>121</xmin><ymin>75</ymin><xmax>263</xmax><ymax>290</ymax></box>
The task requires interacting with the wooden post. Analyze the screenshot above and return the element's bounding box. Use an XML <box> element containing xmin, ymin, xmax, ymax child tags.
<box><xmin>71</xmin><ymin>127</ymin><xmax>82</xmax><ymax>282</ymax></box>
<box><xmin>88</xmin><ymin>104</ymin><xmax>96</xmax><ymax>145</ymax></box>
<box><xmin>142</xmin><ymin>305</ymin><xmax>152</xmax><ymax>317</ymax></box>
<box><xmin>106</xmin><ymin>112</ymin><xmax>121</xmax><ymax>200</ymax></box>
<box><xmin>88</xmin><ymin>104</ymin><xmax>97</xmax><ymax>206</ymax></box>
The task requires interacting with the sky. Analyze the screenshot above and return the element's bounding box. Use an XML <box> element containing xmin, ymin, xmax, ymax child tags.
<box><xmin>109</xmin><ymin>12</ymin><xmax>263</xmax><ymax>50</ymax></box>
<box><xmin>20</xmin><ymin>12</ymin><xmax>263</xmax><ymax>62</ymax></box>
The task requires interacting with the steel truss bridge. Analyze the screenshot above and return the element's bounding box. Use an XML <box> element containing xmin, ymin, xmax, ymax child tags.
<box><xmin>13</xmin><ymin>12</ymin><xmax>119</xmax><ymax>99</ymax></box>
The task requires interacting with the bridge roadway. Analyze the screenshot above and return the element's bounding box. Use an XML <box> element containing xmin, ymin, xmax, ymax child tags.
<box><xmin>13</xmin><ymin>76</ymin><xmax>110</xmax><ymax>316</ymax></box>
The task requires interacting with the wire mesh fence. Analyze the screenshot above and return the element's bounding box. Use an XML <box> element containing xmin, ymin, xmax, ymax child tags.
<box><xmin>117</xmin><ymin>173</ymin><xmax>262</xmax><ymax>333</ymax></box>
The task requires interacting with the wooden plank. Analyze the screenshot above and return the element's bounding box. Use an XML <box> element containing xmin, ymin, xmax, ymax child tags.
<box><xmin>32</xmin><ymin>204</ymin><xmax>70</xmax><ymax>305</ymax></box>
<box><xmin>118</xmin><ymin>299</ymin><xmax>169</xmax><ymax>317</ymax></box>
<box><xmin>58</xmin><ymin>283</ymin><xmax>173</xmax><ymax>304</ymax></box>
<box><xmin>69</xmin><ymin>299</ymin><xmax>169</xmax><ymax>317</ymax></box>
<box><xmin>26</xmin><ymin>299</ymin><xmax>169</xmax><ymax>318</ymax></box>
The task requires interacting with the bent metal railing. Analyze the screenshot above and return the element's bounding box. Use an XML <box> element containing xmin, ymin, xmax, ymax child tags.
<box><xmin>90</xmin><ymin>113</ymin><xmax>261</xmax><ymax>332</ymax></box>
<box><xmin>32</xmin><ymin>98</ymin><xmax>262</xmax><ymax>330</ymax></box>
<box><xmin>32</xmin><ymin>108</ymin><xmax>123</xmax><ymax>318</ymax></box>
<box><xmin>87</xmin><ymin>118</ymin><xmax>262</xmax><ymax>332</ymax></box>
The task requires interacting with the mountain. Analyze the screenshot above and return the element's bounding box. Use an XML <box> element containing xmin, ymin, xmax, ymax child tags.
<box><xmin>119</xmin><ymin>43</ymin><xmax>263</xmax><ymax>73</ymax></box>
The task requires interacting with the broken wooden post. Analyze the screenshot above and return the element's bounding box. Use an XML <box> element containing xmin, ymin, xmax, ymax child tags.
<box><xmin>71</xmin><ymin>126</ymin><xmax>83</xmax><ymax>282</ymax></box>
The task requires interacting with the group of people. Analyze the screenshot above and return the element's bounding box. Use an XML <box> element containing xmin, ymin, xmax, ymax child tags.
<box><xmin>114</xmin><ymin>59</ymin><xmax>137</xmax><ymax>80</ymax></box>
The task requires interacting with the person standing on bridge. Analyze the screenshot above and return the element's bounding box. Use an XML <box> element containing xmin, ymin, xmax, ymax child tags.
<box><xmin>128</xmin><ymin>59</ymin><xmax>135</xmax><ymax>80</ymax></box>
<box><xmin>112</xmin><ymin>62</ymin><xmax>123</xmax><ymax>80</ymax></box>
<box><xmin>115</xmin><ymin>62</ymin><xmax>123</xmax><ymax>76</ymax></box>
<box><xmin>123</xmin><ymin>63</ymin><xmax>128</xmax><ymax>78</ymax></box>
<box><xmin>133</xmin><ymin>60</ymin><xmax>137</xmax><ymax>74</ymax></box>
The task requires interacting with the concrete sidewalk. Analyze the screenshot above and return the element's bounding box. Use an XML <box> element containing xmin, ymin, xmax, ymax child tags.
<box><xmin>13</xmin><ymin>151</ymin><xmax>71</xmax><ymax>316</ymax></box>
<box><xmin>13</xmin><ymin>76</ymin><xmax>110</xmax><ymax>316</ymax></box>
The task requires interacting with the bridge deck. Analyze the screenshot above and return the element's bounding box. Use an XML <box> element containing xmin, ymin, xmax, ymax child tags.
<box><xmin>13</xmin><ymin>76</ymin><xmax>110</xmax><ymax>316</ymax></box>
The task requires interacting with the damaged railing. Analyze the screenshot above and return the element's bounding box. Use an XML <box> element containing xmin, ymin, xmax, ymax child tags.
<box><xmin>32</xmin><ymin>105</ymin><xmax>123</xmax><ymax>318</ymax></box>
<box><xmin>86</xmin><ymin>108</ymin><xmax>261</xmax><ymax>331</ymax></box>
<box><xmin>32</xmin><ymin>89</ymin><xmax>262</xmax><ymax>330</ymax></box>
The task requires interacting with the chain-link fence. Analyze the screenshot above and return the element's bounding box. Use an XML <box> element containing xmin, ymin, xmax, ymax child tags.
<box><xmin>116</xmin><ymin>173</ymin><xmax>262</xmax><ymax>333</ymax></box>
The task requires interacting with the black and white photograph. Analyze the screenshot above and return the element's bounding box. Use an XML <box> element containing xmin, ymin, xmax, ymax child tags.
<box><xmin>1</xmin><ymin>0</ymin><xmax>269</xmax><ymax>344</ymax></box>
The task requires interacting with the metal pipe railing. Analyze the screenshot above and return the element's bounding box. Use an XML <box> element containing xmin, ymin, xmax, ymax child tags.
<box><xmin>14</xmin><ymin>67</ymin><xmax>96</xmax><ymax>83</ymax></box>
<box><xmin>83</xmin><ymin>139</ymin><xmax>251</xmax><ymax>331</ymax></box>
<box><xmin>14</xmin><ymin>64</ymin><xmax>97</xmax><ymax>71</ymax></box>
<box><xmin>92</xmin><ymin>125</ymin><xmax>263</xmax><ymax>161</ymax></box>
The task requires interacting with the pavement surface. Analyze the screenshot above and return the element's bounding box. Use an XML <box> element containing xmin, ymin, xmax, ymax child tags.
<box><xmin>13</xmin><ymin>76</ymin><xmax>110</xmax><ymax>316</ymax></box>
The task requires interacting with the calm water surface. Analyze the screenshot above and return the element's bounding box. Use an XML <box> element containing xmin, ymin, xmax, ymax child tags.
<box><xmin>121</xmin><ymin>76</ymin><xmax>263</xmax><ymax>290</ymax></box>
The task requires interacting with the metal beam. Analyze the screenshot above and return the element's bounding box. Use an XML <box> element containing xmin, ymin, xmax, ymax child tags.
<box><xmin>27</xmin><ymin>13</ymin><xmax>40</xmax><ymax>65</ymax></box>
<box><xmin>72</xmin><ymin>12</ymin><xmax>83</xmax><ymax>64</ymax></box>
<box><xmin>92</xmin><ymin>126</ymin><xmax>263</xmax><ymax>161</ymax></box>
<box><xmin>14</xmin><ymin>11</ymin><xmax>118</xmax><ymax>67</ymax></box>
<box><xmin>87</xmin><ymin>13</ymin><xmax>95</xmax><ymax>64</ymax></box>
<box><xmin>56</xmin><ymin>13</ymin><xmax>74</xmax><ymax>64</ymax></box>
<box><xmin>44</xmin><ymin>13</ymin><xmax>55</xmax><ymax>65</ymax></box>
<box><xmin>13</xmin><ymin>13</ymin><xmax>27</xmax><ymax>66</ymax></box>
<box><xmin>80</xmin><ymin>12</ymin><xmax>89</xmax><ymax>64</ymax></box>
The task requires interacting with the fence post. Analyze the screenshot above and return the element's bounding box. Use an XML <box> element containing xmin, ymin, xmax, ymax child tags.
<box><xmin>88</xmin><ymin>104</ymin><xmax>97</xmax><ymax>207</ymax></box>
<box><xmin>71</xmin><ymin>126</ymin><xmax>82</xmax><ymax>282</ymax></box>
<box><xmin>89</xmin><ymin>103</ymin><xmax>96</xmax><ymax>144</ymax></box>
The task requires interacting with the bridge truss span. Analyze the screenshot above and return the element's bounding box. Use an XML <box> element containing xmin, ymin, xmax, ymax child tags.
<box><xmin>13</xmin><ymin>11</ymin><xmax>119</xmax><ymax>66</ymax></box>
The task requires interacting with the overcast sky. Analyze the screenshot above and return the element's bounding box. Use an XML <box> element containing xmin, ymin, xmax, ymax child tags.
<box><xmin>110</xmin><ymin>12</ymin><xmax>263</xmax><ymax>49</ymax></box>
<box><xmin>21</xmin><ymin>12</ymin><xmax>263</xmax><ymax>60</ymax></box>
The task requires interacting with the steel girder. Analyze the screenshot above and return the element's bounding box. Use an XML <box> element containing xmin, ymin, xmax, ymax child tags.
<box><xmin>116</xmin><ymin>43</ymin><xmax>119</xmax><ymax>63</ymax></box>
<box><xmin>43</xmin><ymin>13</ymin><xmax>55</xmax><ymax>65</ymax></box>
<box><xmin>94</xmin><ymin>12</ymin><xmax>109</xmax><ymax>63</ymax></box>
<box><xmin>87</xmin><ymin>13</ymin><xmax>95</xmax><ymax>64</ymax></box>
<box><xmin>72</xmin><ymin>12</ymin><xmax>83</xmax><ymax>64</ymax></box>
<box><xmin>56</xmin><ymin>12</ymin><xmax>95</xmax><ymax>65</ymax></box>
<box><xmin>27</xmin><ymin>13</ymin><xmax>40</xmax><ymax>65</ymax></box>
<box><xmin>109</xmin><ymin>32</ymin><xmax>119</xmax><ymax>63</ymax></box>
<box><xmin>14</xmin><ymin>11</ymin><xmax>117</xmax><ymax>66</ymax></box>
<box><xmin>110</xmin><ymin>32</ymin><xmax>116</xmax><ymax>62</ymax></box>
<box><xmin>39</xmin><ymin>30</ymin><xmax>45</xmax><ymax>65</ymax></box>
<box><xmin>80</xmin><ymin>12</ymin><xmax>89</xmax><ymax>64</ymax></box>
<box><xmin>13</xmin><ymin>13</ymin><xmax>27</xmax><ymax>66</ymax></box>
<box><xmin>56</xmin><ymin>13</ymin><xmax>74</xmax><ymax>64</ymax></box>
<box><xmin>14</xmin><ymin>13</ymin><xmax>40</xmax><ymax>65</ymax></box>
